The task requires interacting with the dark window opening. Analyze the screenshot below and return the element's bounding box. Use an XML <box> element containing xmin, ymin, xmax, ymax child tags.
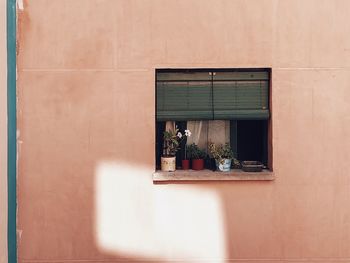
<box><xmin>236</xmin><ymin>120</ymin><xmax>268</xmax><ymax>166</ymax></box>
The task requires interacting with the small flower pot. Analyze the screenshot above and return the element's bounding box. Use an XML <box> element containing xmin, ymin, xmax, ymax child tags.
<box><xmin>192</xmin><ymin>159</ymin><xmax>204</xmax><ymax>170</ymax></box>
<box><xmin>161</xmin><ymin>156</ymin><xmax>176</xmax><ymax>172</ymax></box>
<box><xmin>182</xmin><ymin>159</ymin><xmax>190</xmax><ymax>170</ymax></box>
<box><xmin>216</xmin><ymin>159</ymin><xmax>232</xmax><ymax>172</ymax></box>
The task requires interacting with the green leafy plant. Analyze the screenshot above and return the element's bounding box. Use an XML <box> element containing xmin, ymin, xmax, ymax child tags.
<box><xmin>232</xmin><ymin>158</ymin><xmax>241</xmax><ymax>168</ymax></box>
<box><xmin>187</xmin><ymin>143</ymin><xmax>206</xmax><ymax>159</ymax></box>
<box><xmin>163</xmin><ymin>128</ymin><xmax>191</xmax><ymax>157</ymax></box>
<box><xmin>208</xmin><ymin>142</ymin><xmax>236</xmax><ymax>164</ymax></box>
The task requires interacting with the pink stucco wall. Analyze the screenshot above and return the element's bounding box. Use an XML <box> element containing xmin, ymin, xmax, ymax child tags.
<box><xmin>17</xmin><ymin>0</ymin><xmax>350</xmax><ymax>262</ymax></box>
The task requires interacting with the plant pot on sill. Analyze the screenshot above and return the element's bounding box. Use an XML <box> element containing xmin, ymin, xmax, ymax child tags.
<box><xmin>241</xmin><ymin>161</ymin><xmax>263</xmax><ymax>172</ymax></box>
<box><xmin>161</xmin><ymin>156</ymin><xmax>176</xmax><ymax>172</ymax></box>
<box><xmin>215</xmin><ymin>158</ymin><xmax>232</xmax><ymax>172</ymax></box>
<box><xmin>182</xmin><ymin>159</ymin><xmax>190</xmax><ymax>170</ymax></box>
<box><xmin>192</xmin><ymin>159</ymin><xmax>204</xmax><ymax>170</ymax></box>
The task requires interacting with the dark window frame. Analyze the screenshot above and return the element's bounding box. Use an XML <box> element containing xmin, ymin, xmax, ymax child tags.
<box><xmin>155</xmin><ymin>68</ymin><xmax>273</xmax><ymax>171</ymax></box>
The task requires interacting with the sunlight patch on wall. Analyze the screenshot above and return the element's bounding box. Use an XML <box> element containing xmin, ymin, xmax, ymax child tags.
<box><xmin>17</xmin><ymin>0</ymin><xmax>24</xmax><ymax>10</ymax></box>
<box><xmin>95</xmin><ymin>161</ymin><xmax>226</xmax><ymax>261</ymax></box>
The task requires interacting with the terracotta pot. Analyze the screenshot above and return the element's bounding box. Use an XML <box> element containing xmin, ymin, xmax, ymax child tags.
<box><xmin>161</xmin><ymin>156</ymin><xmax>176</xmax><ymax>172</ymax></box>
<box><xmin>182</xmin><ymin>159</ymin><xmax>190</xmax><ymax>170</ymax></box>
<box><xmin>192</xmin><ymin>159</ymin><xmax>204</xmax><ymax>170</ymax></box>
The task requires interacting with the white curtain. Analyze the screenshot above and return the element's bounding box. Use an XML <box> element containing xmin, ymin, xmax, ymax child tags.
<box><xmin>208</xmin><ymin>120</ymin><xmax>230</xmax><ymax>145</ymax></box>
<box><xmin>165</xmin><ymin>121</ymin><xmax>175</xmax><ymax>132</ymax></box>
<box><xmin>187</xmin><ymin>120</ymin><xmax>230</xmax><ymax>152</ymax></box>
<box><xmin>186</xmin><ymin>121</ymin><xmax>208</xmax><ymax>150</ymax></box>
<box><xmin>164</xmin><ymin>120</ymin><xmax>230</xmax><ymax>153</ymax></box>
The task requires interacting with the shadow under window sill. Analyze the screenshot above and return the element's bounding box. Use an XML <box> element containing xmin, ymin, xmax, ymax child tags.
<box><xmin>153</xmin><ymin>169</ymin><xmax>274</xmax><ymax>182</ymax></box>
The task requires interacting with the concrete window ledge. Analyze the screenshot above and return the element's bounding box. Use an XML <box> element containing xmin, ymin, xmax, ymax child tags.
<box><xmin>153</xmin><ymin>169</ymin><xmax>274</xmax><ymax>182</ymax></box>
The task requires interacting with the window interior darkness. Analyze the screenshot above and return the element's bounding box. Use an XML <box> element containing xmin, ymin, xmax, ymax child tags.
<box><xmin>236</xmin><ymin>120</ymin><xmax>268</xmax><ymax>165</ymax></box>
<box><xmin>155</xmin><ymin>68</ymin><xmax>271</xmax><ymax>170</ymax></box>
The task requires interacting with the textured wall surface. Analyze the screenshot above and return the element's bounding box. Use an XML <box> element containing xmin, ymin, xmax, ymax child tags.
<box><xmin>0</xmin><ymin>0</ymin><xmax>8</xmax><ymax>262</ymax></box>
<box><xmin>17</xmin><ymin>0</ymin><xmax>350</xmax><ymax>262</ymax></box>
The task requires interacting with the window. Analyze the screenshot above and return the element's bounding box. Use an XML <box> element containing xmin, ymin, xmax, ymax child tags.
<box><xmin>155</xmin><ymin>68</ymin><xmax>272</xmax><ymax>172</ymax></box>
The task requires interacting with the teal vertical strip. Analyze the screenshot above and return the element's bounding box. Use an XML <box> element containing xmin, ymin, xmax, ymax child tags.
<box><xmin>7</xmin><ymin>0</ymin><xmax>17</xmax><ymax>262</ymax></box>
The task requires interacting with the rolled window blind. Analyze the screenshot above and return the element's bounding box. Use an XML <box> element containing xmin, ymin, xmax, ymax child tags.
<box><xmin>156</xmin><ymin>70</ymin><xmax>269</xmax><ymax>121</ymax></box>
<box><xmin>157</xmin><ymin>81</ymin><xmax>212</xmax><ymax>120</ymax></box>
<box><xmin>156</xmin><ymin>72</ymin><xmax>212</xmax><ymax>120</ymax></box>
<box><xmin>213</xmin><ymin>71</ymin><xmax>269</xmax><ymax>119</ymax></box>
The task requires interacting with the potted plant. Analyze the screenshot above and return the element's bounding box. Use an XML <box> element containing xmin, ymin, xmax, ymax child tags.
<box><xmin>181</xmin><ymin>129</ymin><xmax>192</xmax><ymax>170</ymax></box>
<box><xmin>161</xmin><ymin>128</ymin><xmax>191</xmax><ymax>172</ymax></box>
<box><xmin>208</xmin><ymin>142</ymin><xmax>235</xmax><ymax>172</ymax></box>
<box><xmin>181</xmin><ymin>145</ymin><xmax>190</xmax><ymax>170</ymax></box>
<box><xmin>187</xmin><ymin>143</ymin><xmax>206</xmax><ymax>170</ymax></box>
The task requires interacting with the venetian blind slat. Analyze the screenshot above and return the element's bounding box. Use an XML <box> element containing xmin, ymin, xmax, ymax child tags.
<box><xmin>213</xmin><ymin>80</ymin><xmax>269</xmax><ymax>120</ymax></box>
<box><xmin>157</xmin><ymin>81</ymin><xmax>212</xmax><ymax>121</ymax></box>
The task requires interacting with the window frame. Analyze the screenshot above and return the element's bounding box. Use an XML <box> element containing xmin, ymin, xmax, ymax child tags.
<box><xmin>154</xmin><ymin>68</ymin><xmax>273</xmax><ymax>175</ymax></box>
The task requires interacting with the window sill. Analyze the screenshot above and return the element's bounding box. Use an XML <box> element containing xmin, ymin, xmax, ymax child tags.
<box><xmin>153</xmin><ymin>169</ymin><xmax>274</xmax><ymax>182</ymax></box>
